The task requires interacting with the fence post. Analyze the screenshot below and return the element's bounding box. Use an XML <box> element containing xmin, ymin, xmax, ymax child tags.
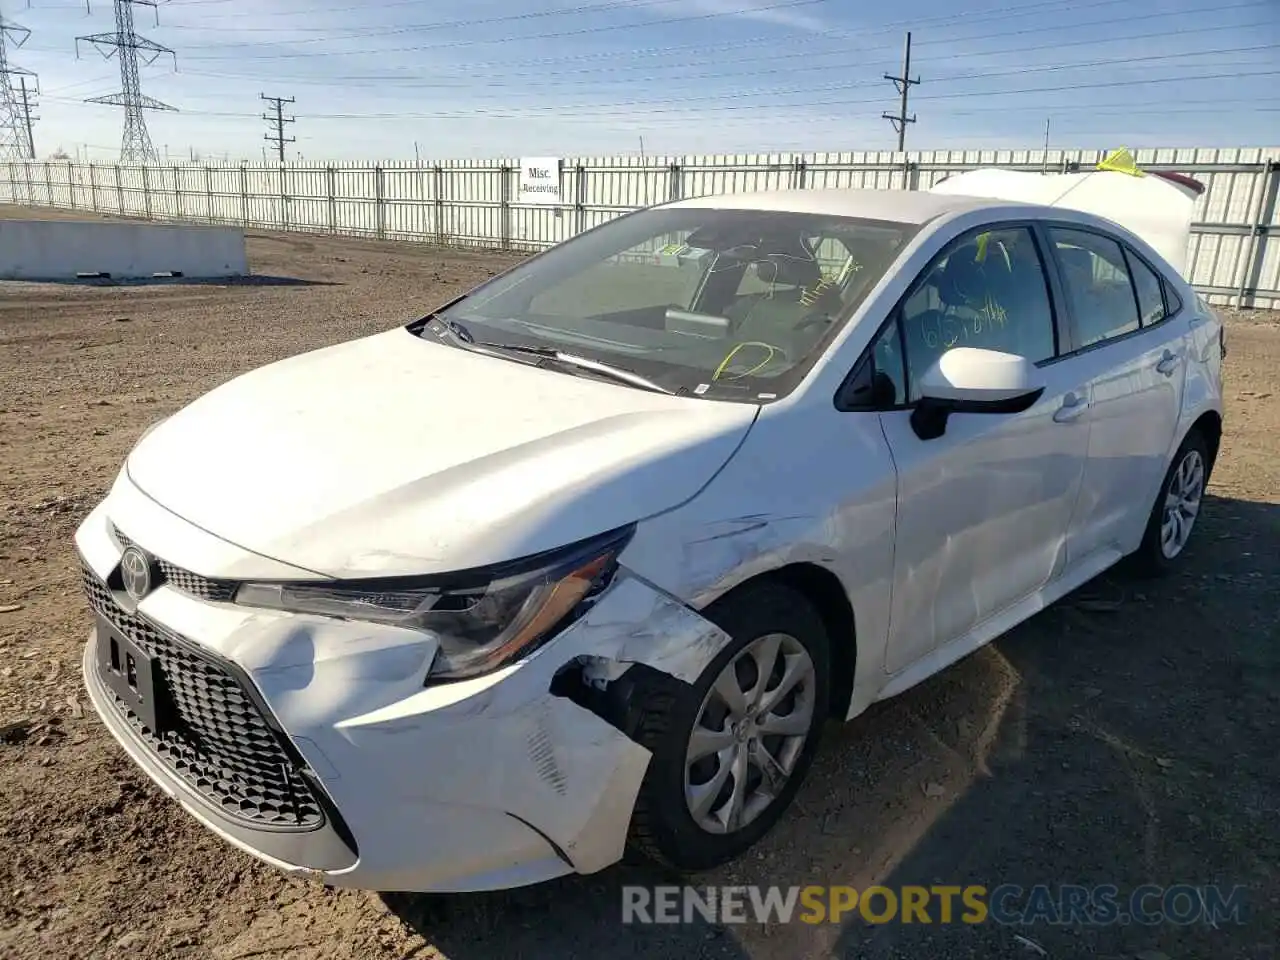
<box><xmin>173</xmin><ymin>165</ymin><xmax>183</xmax><ymax>221</ymax></box>
<box><xmin>668</xmin><ymin>161</ymin><xmax>682</xmax><ymax>202</ymax></box>
<box><xmin>240</xmin><ymin>164</ymin><xmax>249</xmax><ymax>226</ymax></box>
<box><xmin>375</xmin><ymin>164</ymin><xmax>386</xmax><ymax>240</ymax></box>
<box><xmin>141</xmin><ymin>164</ymin><xmax>153</xmax><ymax>219</ymax></box>
<box><xmin>23</xmin><ymin>160</ymin><xmax>33</xmax><ymax>204</ymax></box>
<box><xmin>43</xmin><ymin>162</ymin><xmax>53</xmax><ymax>206</ymax></box>
<box><xmin>89</xmin><ymin>163</ymin><xmax>99</xmax><ymax>212</ymax></box>
<box><xmin>500</xmin><ymin>164</ymin><xmax>512</xmax><ymax>250</ymax></box>
<box><xmin>66</xmin><ymin>161</ymin><xmax>78</xmax><ymax>208</ymax></box>
<box><xmin>205</xmin><ymin>165</ymin><xmax>214</xmax><ymax>223</ymax></box>
<box><xmin>113</xmin><ymin>165</ymin><xmax>123</xmax><ymax>213</ymax></box>
<box><xmin>326</xmin><ymin>165</ymin><xmax>337</xmax><ymax>234</ymax></box>
<box><xmin>279</xmin><ymin>163</ymin><xmax>289</xmax><ymax>232</ymax></box>
<box><xmin>792</xmin><ymin>158</ymin><xmax>806</xmax><ymax>190</ymax></box>
<box><xmin>433</xmin><ymin>164</ymin><xmax>444</xmax><ymax>246</ymax></box>
<box><xmin>1235</xmin><ymin>158</ymin><xmax>1279</xmax><ymax>309</ymax></box>
<box><xmin>574</xmin><ymin>164</ymin><xmax>586</xmax><ymax>236</ymax></box>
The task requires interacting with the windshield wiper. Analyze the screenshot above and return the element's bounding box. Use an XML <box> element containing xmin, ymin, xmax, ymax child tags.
<box><xmin>425</xmin><ymin>315</ymin><xmax>674</xmax><ymax>396</ymax></box>
<box><xmin>537</xmin><ymin>350</ymin><xmax>677</xmax><ymax>396</ymax></box>
<box><xmin>426</xmin><ymin>313</ymin><xmax>476</xmax><ymax>345</ymax></box>
<box><xmin>483</xmin><ymin>342</ymin><xmax>675</xmax><ymax>395</ymax></box>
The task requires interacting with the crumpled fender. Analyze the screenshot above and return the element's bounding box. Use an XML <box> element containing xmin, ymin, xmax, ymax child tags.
<box><xmin>326</xmin><ymin>570</ymin><xmax>733</xmax><ymax>876</ymax></box>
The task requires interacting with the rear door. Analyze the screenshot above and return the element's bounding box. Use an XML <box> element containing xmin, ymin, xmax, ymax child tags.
<box><xmin>1044</xmin><ymin>226</ymin><xmax>1189</xmax><ymax>568</ymax></box>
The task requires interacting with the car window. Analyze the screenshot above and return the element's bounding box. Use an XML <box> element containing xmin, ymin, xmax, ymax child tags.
<box><xmin>897</xmin><ymin>226</ymin><xmax>1057</xmax><ymax>401</ymax></box>
<box><xmin>870</xmin><ymin>321</ymin><xmax>907</xmax><ymax>406</ymax></box>
<box><xmin>1125</xmin><ymin>248</ymin><xmax>1167</xmax><ymax>327</ymax></box>
<box><xmin>529</xmin><ymin>230</ymin><xmax>709</xmax><ymax>316</ymax></box>
<box><xmin>1049</xmin><ymin>228</ymin><xmax>1141</xmax><ymax>348</ymax></box>
<box><xmin>441</xmin><ymin>207</ymin><xmax>919</xmax><ymax>402</ymax></box>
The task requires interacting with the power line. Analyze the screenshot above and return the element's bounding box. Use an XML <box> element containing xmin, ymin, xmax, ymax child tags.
<box><xmin>75</xmin><ymin>0</ymin><xmax>178</xmax><ymax>163</ymax></box>
<box><xmin>22</xmin><ymin>0</ymin><xmax>1265</xmax><ymax>73</ymax></box>
<box><xmin>42</xmin><ymin>68</ymin><xmax>1280</xmax><ymax>124</ymax></box>
<box><xmin>0</xmin><ymin>11</ymin><xmax>38</xmax><ymax>160</ymax></box>
<box><xmin>165</xmin><ymin>20</ymin><xmax>1276</xmax><ymax>91</ymax></box>
<box><xmin>101</xmin><ymin>53</ymin><xmax>1278</xmax><ymax>118</ymax></box>
<box><xmin>166</xmin><ymin>0</ymin><xmax>1270</xmax><ymax>61</ymax></box>
<box><xmin>261</xmin><ymin>93</ymin><xmax>295</xmax><ymax>162</ymax></box>
<box><xmin>165</xmin><ymin>0</ymin><xmax>1064</xmax><ymax>59</ymax></box>
<box><xmin>162</xmin><ymin>0</ymin><xmax>744</xmax><ymax>34</ymax></box>
<box><xmin>883</xmin><ymin>31</ymin><xmax>920</xmax><ymax>150</ymax></box>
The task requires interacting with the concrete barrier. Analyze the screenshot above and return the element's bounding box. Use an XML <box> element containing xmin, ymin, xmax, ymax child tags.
<box><xmin>0</xmin><ymin>218</ymin><xmax>247</xmax><ymax>280</ymax></box>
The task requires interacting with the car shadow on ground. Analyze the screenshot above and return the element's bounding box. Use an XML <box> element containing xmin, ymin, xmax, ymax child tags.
<box><xmin>382</xmin><ymin>494</ymin><xmax>1279</xmax><ymax>960</ymax></box>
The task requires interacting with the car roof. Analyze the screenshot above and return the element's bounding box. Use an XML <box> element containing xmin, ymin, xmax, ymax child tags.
<box><xmin>665</xmin><ymin>187</ymin><xmax>1020</xmax><ymax>225</ymax></box>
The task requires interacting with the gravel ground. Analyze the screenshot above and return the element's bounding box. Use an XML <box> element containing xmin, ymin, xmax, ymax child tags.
<box><xmin>1</xmin><ymin>205</ymin><xmax>1277</xmax><ymax>960</ymax></box>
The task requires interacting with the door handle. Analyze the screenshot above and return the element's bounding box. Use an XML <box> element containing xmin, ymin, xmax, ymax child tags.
<box><xmin>1156</xmin><ymin>349</ymin><xmax>1183</xmax><ymax>377</ymax></box>
<box><xmin>1053</xmin><ymin>391</ymin><xmax>1090</xmax><ymax>423</ymax></box>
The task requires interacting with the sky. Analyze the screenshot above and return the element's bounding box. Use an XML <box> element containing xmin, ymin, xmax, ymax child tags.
<box><xmin>4</xmin><ymin>0</ymin><xmax>1279</xmax><ymax>162</ymax></box>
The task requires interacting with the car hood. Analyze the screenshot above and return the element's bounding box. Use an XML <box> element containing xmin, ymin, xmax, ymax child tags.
<box><xmin>125</xmin><ymin>328</ymin><xmax>758</xmax><ymax>578</ymax></box>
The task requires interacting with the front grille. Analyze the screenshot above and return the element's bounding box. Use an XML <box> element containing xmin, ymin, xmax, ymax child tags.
<box><xmin>111</xmin><ymin>526</ymin><xmax>237</xmax><ymax>603</ymax></box>
<box><xmin>83</xmin><ymin>566</ymin><xmax>325</xmax><ymax>830</ymax></box>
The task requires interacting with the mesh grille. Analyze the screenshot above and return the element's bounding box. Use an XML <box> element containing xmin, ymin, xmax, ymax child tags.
<box><xmin>83</xmin><ymin>566</ymin><xmax>325</xmax><ymax>830</ymax></box>
<box><xmin>112</xmin><ymin>527</ymin><xmax>237</xmax><ymax>602</ymax></box>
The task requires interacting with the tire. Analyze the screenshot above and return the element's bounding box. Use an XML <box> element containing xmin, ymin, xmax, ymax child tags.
<box><xmin>625</xmin><ymin>580</ymin><xmax>831</xmax><ymax>872</ymax></box>
<box><xmin>1125</xmin><ymin>428</ymin><xmax>1210</xmax><ymax>578</ymax></box>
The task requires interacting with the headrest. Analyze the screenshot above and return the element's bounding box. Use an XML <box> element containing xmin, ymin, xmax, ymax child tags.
<box><xmin>937</xmin><ymin>246</ymin><xmax>990</xmax><ymax>307</ymax></box>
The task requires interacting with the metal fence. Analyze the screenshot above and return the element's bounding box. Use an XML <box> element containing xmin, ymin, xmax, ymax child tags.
<box><xmin>3</xmin><ymin>145</ymin><xmax>1277</xmax><ymax>309</ymax></box>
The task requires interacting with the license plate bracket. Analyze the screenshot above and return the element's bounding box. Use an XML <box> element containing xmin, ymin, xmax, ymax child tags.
<box><xmin>96</xmin><ymin>616</ymin><xmax>169</xmax><ymax>734</ymax></box>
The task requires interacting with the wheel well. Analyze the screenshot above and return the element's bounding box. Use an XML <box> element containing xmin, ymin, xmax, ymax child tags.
<box><xmin>1190</xmin><ymin>411</ymin><xmax>1223</xmax><ymax>477</ymax></box>
<box><xmin>719</xmin><ymin>563</ymin><xmax>857</xmax><ymax>720</ymax></box>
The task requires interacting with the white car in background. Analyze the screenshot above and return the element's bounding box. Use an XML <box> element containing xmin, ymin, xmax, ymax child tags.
<box><xmin>76</xmin><ymin>173</ymin><xmax>1225</xmax><ymax>893</ymax></box>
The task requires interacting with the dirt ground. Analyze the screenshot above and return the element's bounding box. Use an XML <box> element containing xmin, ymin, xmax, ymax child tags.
<box><xmin>1</xmin><ymin>204</ymin><xmax>1277</xmax><ymax>960</ymax></box>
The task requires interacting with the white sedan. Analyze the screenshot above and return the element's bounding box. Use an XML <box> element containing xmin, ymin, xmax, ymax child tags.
<box><xmin>75</xmin><ymin>183</ymin><xmax>1225</xmax><ymax>893</ymax></box>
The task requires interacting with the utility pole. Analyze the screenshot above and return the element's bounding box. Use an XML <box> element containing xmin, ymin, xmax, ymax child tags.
<box><xmin>19</xmin><ymin>75</ymin><xmax>35</xmax><ymax>158</ymax></box>
<box><xmin>75</xmin><ymin>0</ymin><xmax>178</xmax><ymax>164</ymax></box>
<box><xmin>1</xmin><ymin>11</ymin><xmax>38</xmax><ymax>160</ymax></box>
<box><xmin>261</xmin><ymin>93</ymin><xmax>295</xmax><ymax>163</ymax></box>
<box><xmin>882</xmin><ymin>31</ymin><xmax>920</xmax><ymax>151</ymax></box>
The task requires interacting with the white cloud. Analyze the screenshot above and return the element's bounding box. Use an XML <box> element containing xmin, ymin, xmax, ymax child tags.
<box><xmin>624</xmin><ymin>0</ymin><xmax>833</xmax><ymax>35</ymax></box>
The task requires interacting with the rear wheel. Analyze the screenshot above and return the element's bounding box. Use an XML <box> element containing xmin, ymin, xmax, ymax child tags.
<box><xmin>1126</xmin><ymin>429</ymin><xmax>1209</xmax><ymax>577</ymax></box>
<box><xmin>626</xmin><ymin>581</ymin><xmax>830</xmax><ymax>871</ymax></box>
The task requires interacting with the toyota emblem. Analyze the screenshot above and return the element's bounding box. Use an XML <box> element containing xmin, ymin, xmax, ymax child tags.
<box><xmin>120</xmin><ymin>546</ymin><xmax>153</xmax><ymax>601</ymax></box>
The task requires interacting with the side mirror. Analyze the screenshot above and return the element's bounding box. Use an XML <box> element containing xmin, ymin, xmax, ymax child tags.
<box><xmin>910</xmin><ymin>347</ymin><xmax>1045</xmax><ymax>440</ymax></box>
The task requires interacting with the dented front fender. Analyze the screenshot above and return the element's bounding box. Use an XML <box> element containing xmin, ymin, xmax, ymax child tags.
<box><xmin>255</xmin><ymin>570</ymin><xmax>733</xmax><ymax>882</ymax></box>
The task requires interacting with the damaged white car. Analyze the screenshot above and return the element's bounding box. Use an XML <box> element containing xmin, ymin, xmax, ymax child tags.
<box><xmin>76</xmin><ymin>171</ymin><xmax>1225</xmax><ymax>893</ymax></box>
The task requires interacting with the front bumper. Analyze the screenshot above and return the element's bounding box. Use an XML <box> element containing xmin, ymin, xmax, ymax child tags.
<box><xmin>76</xmin><ymin>490</ymin><xmax>732</xmax><ymax>893</ymax></box>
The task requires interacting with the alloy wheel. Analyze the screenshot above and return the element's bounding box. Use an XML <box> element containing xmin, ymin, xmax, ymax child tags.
<box><xmin>683</xmin><ymin>632</ymin><xmax>816</xmax><ymax>834</ymax></box>
<box><xmin>1161</xmin><ymin>448</ymin><xmax>1205</xmax><ymax>559</ymax></box>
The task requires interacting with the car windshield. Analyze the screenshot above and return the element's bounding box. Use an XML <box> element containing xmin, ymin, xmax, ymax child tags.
<box><xmin>424</xmin><ymin>206</ymin><xmax>920</xmax><ymax>401</ymax></box>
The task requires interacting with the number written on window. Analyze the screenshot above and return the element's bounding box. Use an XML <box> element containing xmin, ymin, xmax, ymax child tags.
<box><xmin>895</xmin><ymin>226</ymin><xmax>1058</xmax><ymax>401</ymax></box>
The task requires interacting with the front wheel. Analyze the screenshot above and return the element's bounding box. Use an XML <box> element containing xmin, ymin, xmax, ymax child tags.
<box><xmin>625</xmin><ymin>581</ymin><xmax>830</xmax><ymax>872</ymax></box>
<box><xmin>1126</xmin><ymin>429</ymin><xmax>1210</xmax><ymax>577</ymax></box>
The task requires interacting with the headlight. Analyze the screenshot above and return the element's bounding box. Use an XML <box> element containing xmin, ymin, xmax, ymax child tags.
<box><xmin>233</xmin><ymin>526</ymin><xmax>633</xmax><ymax>681</ymax></box>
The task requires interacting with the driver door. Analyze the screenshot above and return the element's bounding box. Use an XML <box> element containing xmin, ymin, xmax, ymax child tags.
<box><xmin>871</xmin><ymin>224</ymin><xmax>1090</xmax><ymax>674</ymax></box>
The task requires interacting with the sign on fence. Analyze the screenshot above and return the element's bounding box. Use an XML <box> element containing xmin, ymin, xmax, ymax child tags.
<box><xmin>518</xmin><ymin>157</ymin><xmax>562</xmax><ymax>204</ymax></box>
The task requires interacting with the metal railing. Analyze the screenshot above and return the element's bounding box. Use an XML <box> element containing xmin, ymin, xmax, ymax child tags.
<box><xmin>3</xmin><ymin>146</ymin><xmax>1277</xmax><ymax>309</ymax></box>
